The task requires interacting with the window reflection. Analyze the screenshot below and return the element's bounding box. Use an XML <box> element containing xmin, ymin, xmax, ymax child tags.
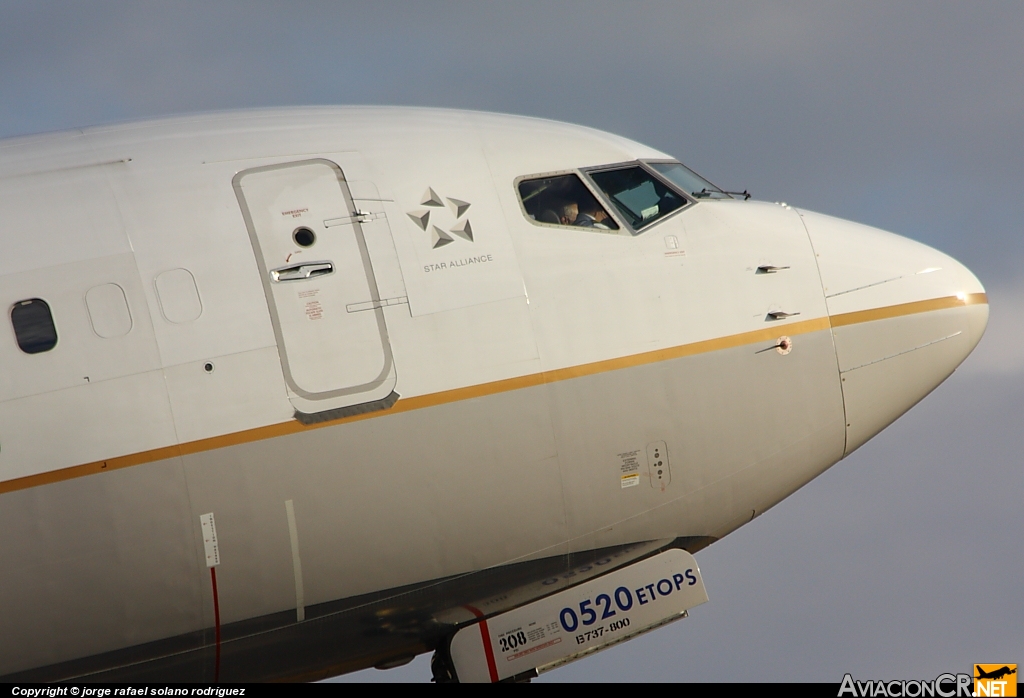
<box><xmin>648</xmin><ymin>162</ymin><xmax>730</xmax><ymax>199</ymax></box>
<box><xmin>588</xmin><ymin>166</ymin><xmax>686</xmax><ymax>229</ymax></box>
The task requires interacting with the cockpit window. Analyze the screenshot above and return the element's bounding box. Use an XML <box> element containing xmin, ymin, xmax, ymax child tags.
<box><xmin>648</xmin><ymin>161</ymin><xmax>731</xmax><ymax>200</ymax></box>
<box><xmin>517</xmin><ymin>174</ymin><xmax>619</xmax><ymax>231</ymax></box>
<box><xmin>587</xmin><ymin>166</ymin><xmax>687</xmax><ymax>229</ymax></box>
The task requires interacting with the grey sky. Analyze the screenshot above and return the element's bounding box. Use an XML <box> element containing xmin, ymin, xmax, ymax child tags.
<box><xmin>2</xmin><ymin>1</ymin><xmax>1020</xmax><ymax>682</ymax></box>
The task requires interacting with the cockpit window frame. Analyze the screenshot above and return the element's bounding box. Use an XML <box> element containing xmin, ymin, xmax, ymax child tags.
<box><xmin>514</xmin><ymin>159</ymin><xmax>718</xmax><ymax>238</ymax></box>
<box><xmin>640</xmin><ymin>159</ymin><xmax>734</xmax><ymax>202</ymax></box>
<box><xmin>513</xmin><ymin>169</ymin><xmax>632</xmax><ymax>236</ymax></box>
<box><xmin>579</xmin><ymin>160</ymin><xmax>697</xmax><ymax>235</ymax></box>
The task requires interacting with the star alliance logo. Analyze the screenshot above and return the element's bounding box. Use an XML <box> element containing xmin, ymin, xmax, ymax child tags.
<box><xmin>407</xmin><ymin>187</ymin><xmax>474</xmax><ymax>249</ymax></box>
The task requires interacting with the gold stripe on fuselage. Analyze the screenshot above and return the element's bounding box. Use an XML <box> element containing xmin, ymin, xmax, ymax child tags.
<box><xmin>0</xmin><ymin>293</ymin><xmax>987</xmax><ymax>495</ymax></box>
<box><xmin>829</xmin><ymin>292</ymin><xmax>987</xmax><ymax>327</ymax></box>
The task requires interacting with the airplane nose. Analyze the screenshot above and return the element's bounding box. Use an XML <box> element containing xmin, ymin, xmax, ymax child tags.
<box><xmin>797</xmin><ymin>209</ymin><xmax>989</xmax><ymax>456</ymax></box>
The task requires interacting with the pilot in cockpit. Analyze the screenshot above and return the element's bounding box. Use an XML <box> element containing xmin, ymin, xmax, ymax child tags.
<box><xmin>557</xmin><ymin>200</ymin><xmax>578</xmax><ymax>226</ymax></box>
<box><xmin>573</xmin><ymin>201</ymin><xmax>612</xmax><ymax>229</ymax></box>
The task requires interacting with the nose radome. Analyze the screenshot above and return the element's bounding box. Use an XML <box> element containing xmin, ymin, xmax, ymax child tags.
<box><xmin>797</xmin><ymin>209</ymin><xmax>989</xmax><ymax>456</ymax></box>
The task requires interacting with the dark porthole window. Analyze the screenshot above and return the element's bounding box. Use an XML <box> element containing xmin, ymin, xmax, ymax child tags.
<box><xmin>293</xmin><ymin>227</ymin><xmax>316</xmax><ymax>247</ymax></box>
<box><xmin>11</xmin><ymin>298</ymin><xmax>58</xmax><ymax>354</ymax></box>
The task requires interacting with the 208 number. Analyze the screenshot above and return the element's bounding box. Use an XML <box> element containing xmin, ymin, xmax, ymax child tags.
<box><xmin>498</xmin><ymin>630</ymin><xmax>528</xmax><ymax>653</ymax></box>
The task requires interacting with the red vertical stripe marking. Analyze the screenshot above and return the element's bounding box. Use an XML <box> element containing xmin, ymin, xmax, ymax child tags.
<box><xmin>464</xmin><ymin>605</ymin><xmax>499</xmax><ymax>683</ymax></box>
<box><xmin>211</xmin><ymin>567</ymin><xmax>221</xmax><ymax>683</ymax></box>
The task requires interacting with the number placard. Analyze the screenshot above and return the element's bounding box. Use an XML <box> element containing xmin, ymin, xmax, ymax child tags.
<box><xmin>449</xmin><ymin>548</ymin><xmax>708</xmax><ymax>682</ymax></box>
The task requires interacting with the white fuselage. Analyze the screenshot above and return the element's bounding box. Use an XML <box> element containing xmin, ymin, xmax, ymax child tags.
<box><xmin>0</xmin><ymin>108</ymin><xmax>987</xmax><ymax>680</ymax></box>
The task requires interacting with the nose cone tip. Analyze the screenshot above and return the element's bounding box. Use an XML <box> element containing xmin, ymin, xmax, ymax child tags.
<box><xmin>951</xmin><ymin>264</ymin><xmax>990</xmax><ymax>358</ymax></box>
<box><xmin>922</xmin><ymin>243</ymin><xmax>989</xmax><ymax>364</ymax></box>
<box><xmin>798</xmin><ymin>208</ymin><xmax>989</xmax><ymax>455</ymax></box>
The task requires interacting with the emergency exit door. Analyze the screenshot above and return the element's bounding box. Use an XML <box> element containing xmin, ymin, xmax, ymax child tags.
<box><xmin>234</xmin><ymin>159</ymin><xmax>396</xmax><ymax>421</ymax></box>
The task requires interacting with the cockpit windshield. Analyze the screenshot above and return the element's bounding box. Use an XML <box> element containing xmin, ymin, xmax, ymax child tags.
<box><xmin>516</xmin><ymin>160</ymin><xmax>729</xmax><ymax>236</ymax></box>
<box><xmin>647</xmin><ymin>161</ymin><xmax>732</xmax><ymax>200</ymax></box>
<box><xmin>587</xmin><ymin>165</ymin><xmax>686</xmax><ymax>230</ymax></box>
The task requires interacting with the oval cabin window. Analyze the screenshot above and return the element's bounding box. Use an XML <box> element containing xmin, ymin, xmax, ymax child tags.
<box><xmin>155</xmin><ymin>268</ymin><xmax>203</xmax><ymax>324</ymax></box>
<box><xmin>86</xmin><ymin>283</ymin><xmax>133</xmax><ymax>338</ymax></box>
<box><xmin>11</xmin><ymin>298</ymin><xmax>58</xmax><ymax>354</ymax></box>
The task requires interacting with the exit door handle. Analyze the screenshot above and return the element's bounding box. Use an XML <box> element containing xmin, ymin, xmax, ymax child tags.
<box><xmin>270</xmin><ymin>261</ymin><xmax>334</xmax><ymax>282</ymax></box>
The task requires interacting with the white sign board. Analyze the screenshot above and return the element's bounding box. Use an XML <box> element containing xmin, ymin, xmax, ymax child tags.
<box><xmin>200</xmin><ymin>512</ymin><xmax>220</xmax><ymax>568</ymax></box>
<box><xmin>449</xmin><ymin>548</ymin><xmax>708</xmax><ymax>682</ymax></box>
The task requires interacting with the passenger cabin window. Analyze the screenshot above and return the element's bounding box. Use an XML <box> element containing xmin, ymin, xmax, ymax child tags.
<box><xmin>648</xmin><ymin>161</ymin><xmax>731</xmax><ymax>200</ymax></box>
<box><xmin>518</xmin><ymin>174</ymin><xmax>619</xmax><ymax>231</ymax></box>
<box><xmin>588</xmin><ymin>166</ymin><xmax>686</xmax><ymax>230</ymax></box>
<box><xmin>11</xmin><ymin>298</ymin><xmax>58</xmax><ymax>354</ymax></box>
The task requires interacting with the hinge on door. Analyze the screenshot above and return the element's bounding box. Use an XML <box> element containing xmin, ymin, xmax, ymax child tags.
<box><xmin>323</xmin><ymin>210</ymin><xmax>384</xmax><ymax>228</ymax></box>
<box><xmin>346</xmin><ymin>296</ymin><xmax>409</xmax><ymax>313</ymax></box>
